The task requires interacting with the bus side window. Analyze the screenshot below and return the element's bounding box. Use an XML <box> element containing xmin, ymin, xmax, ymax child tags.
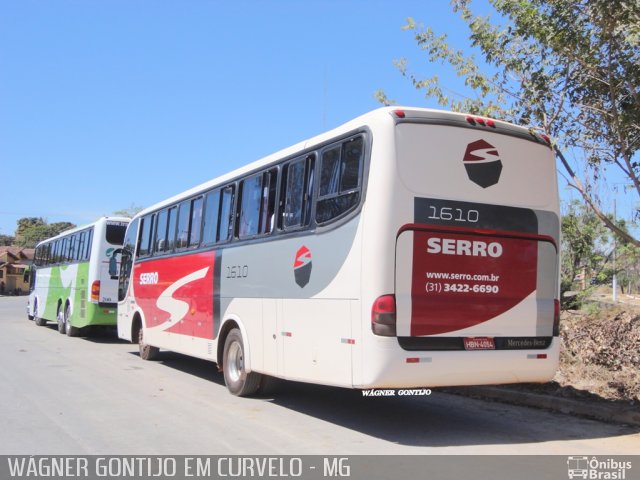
<box><xmin>165</xmin><ymin>206</ymin><xmax>178</xmax><ymax>252</ymax></box>
<box><xmin>189</xmin><ymin>196</ymin><xmax>203</xmax><ymax>248</ymax></box>
<box><xmin>316</xmin><ymin>136</ymin><xmax>364</xmax><ymax>224</ymax></box>
<box><xmin>77</xmin><ymin>232</ymin><xmax>86</xmax><ymax>261</ymax></box>
<box><xmin>67</xmin><ymin>237</ymin><xmax>74</xmax><ymax>263</ymax></box>
<box><xmin>66</xmin><ymin>236</ymin><xmax>73</xmax><ymax>262</ymax></box>
<box><xmin>238</xmin><ymin>174</ymin><xmax>263</xmax><ymax>239</ymax></box>
<box><xmin>282</xmin><ymin>155</ymin><xmax>314</xmax><ymax>230</ymax></box>
<box><xmin>154</xmin><ymin>209</ymin><xmax>168</xmax><ymax>254</ymax></box>
<box><xmin>76</xmin><ymin>233</ymin><xmax>82</xmax><ymax>261</ymax></box>
<box><xmin>85</xmin><ymin>229</ymin><xmax>93</xmax><ymax>260</ymax></box>
<box><xmin>283</xmin><ymin>158</ymin><xmax>305</xmax><ymax>229</ymax></box>
<box><xmin>70</xmin><ymin>237</ymin><xmax>75</xmax><ymax>262</ymax></box>
<box><xmin>260</xmin><ymin>168</ymin><xmax>278</xmax><ymax>235</ymax></box>
<box><xmin>176</xmin><ymin>200</ymin><xmax>191</xmax><ymax>250</ymax></box>
<box><xmin>137</xmin><ymin>215</ymin><xmax>154</xmax><ymax>257</ymax></box>
<box><xmin>50</xmin><ymin>241</ymin><xmax>57</xmax><ymax>264</ymax></box>
<box><xmin>60</xmin><ymin>238</ymin><xmax>68</xmax><ymax>264</ymax></box>
<box><xmin>70</xmin><ymin>236</ymin><xmax>77</xmax><ymax>262</ymax></box>
<box><xmin>202</xmin><ymin>190</ymin><xmax>221</xmax><ymax>245</ymax></box>
<box><xmin>219</xmin><ymin>186</ymin><xmax>235</xmax><ymax>242</ymax></box>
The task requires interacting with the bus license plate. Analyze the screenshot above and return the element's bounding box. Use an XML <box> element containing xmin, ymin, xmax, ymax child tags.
<box><xmin>463</xmin><ymin>337</ymin><xmax>495</xmax><ymax>350</ymax></box>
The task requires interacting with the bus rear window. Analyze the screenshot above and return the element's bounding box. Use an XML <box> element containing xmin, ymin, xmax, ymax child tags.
<box><xmin>106</xmin><ymin>224</ymin><xmax>127</xmax><ymax>245</ymax></box>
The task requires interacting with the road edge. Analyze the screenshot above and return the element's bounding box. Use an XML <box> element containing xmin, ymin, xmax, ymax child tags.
<box><xmin>445</xmin><ymin>386</ymin><xmax>640</xmax><ymax>427</ymax></box>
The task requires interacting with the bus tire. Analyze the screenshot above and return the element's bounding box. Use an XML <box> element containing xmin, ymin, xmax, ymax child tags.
<box><xmin>56</xmin><ymin>304</ymin><xmax>66</xmax><ymax>334</ymax></box>
<box><xmin>138</xmin><ymin>326</ymin><xmax>159</xmax><ymax>360</ymax></box>
<box><xmin>64</xmin><ymin>303</ymin><xmax>79</xmax><ymax>337</ymax></box>
<box><xmin>222</xmin><ymin>328</ymin><xmax>261</xmax><ymax>397</ymax></box>
<box><xmin>33</xmin><ymin>300</ymin><xmax>47</xmax><ymax>326</ymax></box>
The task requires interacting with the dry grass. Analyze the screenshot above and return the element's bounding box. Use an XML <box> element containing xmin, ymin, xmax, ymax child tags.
<box><xmin>556</xmin><ymin>307</ymin><xmax>640</xmax><ymax>403</ymax></box>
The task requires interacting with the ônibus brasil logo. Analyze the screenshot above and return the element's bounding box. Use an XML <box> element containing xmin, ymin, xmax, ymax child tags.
<box><xmin>463</xmin><ymin>139</ymin><xmax>503</xmax><ymax>188</ymax></box>
<box><xmin>294</xmin><ymin>246</ymin><xmax>312</xmax><ymax>288</ymax></box>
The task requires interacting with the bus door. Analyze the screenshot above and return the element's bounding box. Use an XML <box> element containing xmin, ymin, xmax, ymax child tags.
<box><xmin>101</xmin><ymin>220</ymin><xmax>129</xmax><ymax>304</ymax></box>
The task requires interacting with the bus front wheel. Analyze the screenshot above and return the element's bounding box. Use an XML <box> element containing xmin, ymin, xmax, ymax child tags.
<box><xmin>222</xmin><ymin>328</ymin><xmax>261</xmax><ymax>397</ymax></box>
<box><xmin>34</xmin><ymin>300</ymin><xmax>47</xmax><ymax>327</ymax></box>
<box><xmin>138</xmin><ymin>326</ymin><xmax>159</xmax><ymax>360</ymax></box>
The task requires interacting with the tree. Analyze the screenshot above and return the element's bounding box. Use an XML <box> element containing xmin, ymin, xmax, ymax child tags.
<box><xmin>384</xmin><ymin>0</ymin><xmax>640</xmax><ymax>245</ymax></box>
<box><xmin>49</xmin><ymin>222</ymin><xmax>76</xmax><ymax>234</ymax></box>
<box><xmin>16</xmin><ymin>217</ymin><xmax>46</xmax><ymax>236</ymax></box>
<box><xmin>561</xmin><ymin>201</ymin><xmax>609</xmax><ymax>294</ymax></box>
<box><xmin>561</xmin><ymin>200</ymin><xmax>640</xmax><ymax>304</ymax></box>
<box><xmin>113</xmin><ymin>203</ymin><xmax>144</xmax><ymax>218</ymax></box>
<box><xmin>14</xmin><ymin>218</ymin><xmax>76</xmax><ymax>248</ymax></box>
<box><xmin>0</xmin><ymin>235</ymin><xmax>14</xmax><ymax>246</ymax></box>
<box><xmin>14</xmin><ymin>217</ymin><xmax>46</xmax><ymax>247</ymax></box>
<box><xmin>604</xmin><ymin>222</ymin><xmax>640</xmax><ymax>294</ymax></box>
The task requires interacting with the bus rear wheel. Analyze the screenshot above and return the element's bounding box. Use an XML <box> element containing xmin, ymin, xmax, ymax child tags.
<box><xmin>56</xmin><ymin>304</ymin><xmax>66</xmax><ymax>334</ymax></box>
<box><xmin>64</xmin><ymin>303</ymin><xmax>79</xmax><ymax>337</ymax></box>
<box><xmin>138</xmin><ymin>326</ymin><xmax>159</xmax><ymax>360</ymax></box>
<box><xmin>222</xmin><ymin>328</ymin><xmax>261</xmax><ymax>397</ymax></box>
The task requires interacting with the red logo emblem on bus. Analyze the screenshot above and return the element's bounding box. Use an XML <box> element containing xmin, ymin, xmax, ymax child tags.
<box><xmin>294</xmin><ymin>246</ymin><xmax>312</xmax><ymax>288</ymax></box>
<box><xmin>463</xmin><ymin>140</ymin><xmax>503</xmax><ymax>188</ymax></box>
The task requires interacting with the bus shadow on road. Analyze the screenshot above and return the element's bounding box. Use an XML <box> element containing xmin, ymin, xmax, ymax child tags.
<box><xmin>22</xmin><ymin>303</ymin><xmax>123</xmax><ymax>348</ymax></box>
<box><xmin>80</xmin><ymin>328</ymin><xmax>127</xmax><ymax>344</ymax></box>
<box><xmin>262</xmin><ymin>382</ymin><xmax>640</xmax><ymax>448</ymax></box>
<box><xmin>128</xmin><ymin>349</ymin><xmax>640</xmax><ymax>448</ymax></box>
<box><xmin>41</xmin><ymin>323</ymin><xmax>127</xmax><ymax>344</ymax></box>
<box><xmin>126</xmin><ymin>349</ymin><xmax>227</xmax><ymax>388</ymax></box>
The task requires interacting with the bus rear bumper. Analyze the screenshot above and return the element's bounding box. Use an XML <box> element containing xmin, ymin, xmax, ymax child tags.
<box><xmin>356</xmin><ymin>338</ymin><xmax>560</xmax><ymax>389</ymax></box>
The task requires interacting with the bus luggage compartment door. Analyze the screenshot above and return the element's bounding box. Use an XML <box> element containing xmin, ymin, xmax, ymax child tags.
<box><xmin>395</xmin><ymin>226</ymin><xmax>557</xmax><ymax>344</ymax></box>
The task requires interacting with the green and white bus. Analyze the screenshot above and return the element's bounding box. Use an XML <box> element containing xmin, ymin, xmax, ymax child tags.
<box><xmin>27</xmin><ymin>217</ymin><xmax>130</xmax><ymax>336</ymax></box>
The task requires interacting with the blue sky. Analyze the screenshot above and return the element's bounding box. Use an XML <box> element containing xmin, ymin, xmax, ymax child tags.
<box><xmin>1</xmin><ymin>1</ymin><xmax>632</xmax><ymax>237</ymax></box>
<box><xmin>2</xmin><ymin>0</ymin><xmax>470</xmax><ymax>235</ymax></box>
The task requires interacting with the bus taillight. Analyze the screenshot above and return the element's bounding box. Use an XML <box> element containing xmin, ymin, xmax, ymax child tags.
<box><xmin>553</xmin><ymin>299</ymin><xmax>560</xmax><ymax>336</ymax></box>
<box><xmin>91</xmin><ymin>280</ymin><xmax>101</xmax><ymax>302</ymax></box>
<box><xmin>372</xmin><ymin>294</ymin><xmax>397</xmax><ymax>337</ymax></box>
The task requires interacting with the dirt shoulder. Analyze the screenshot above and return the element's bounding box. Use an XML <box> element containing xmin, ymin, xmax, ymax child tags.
<box><xmin>554</xmin><ymin>305</ymin><xmax>640</xmax><ymax>403</ymax></box>
<box><xmin>449</xmin><ymin>302</ymin><xmax>640</xmax><ymax>425</ymax></box>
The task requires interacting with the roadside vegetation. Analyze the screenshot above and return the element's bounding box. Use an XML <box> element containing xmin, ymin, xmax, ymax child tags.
<box><xmin>558</xmin><ymin>304</ymin><xmax>639</xmax><ymax>403</ymax></box>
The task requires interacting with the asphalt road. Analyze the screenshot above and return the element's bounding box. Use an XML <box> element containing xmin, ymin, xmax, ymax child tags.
<box><xmin>1</xmin><ymin>296</ymin><xmax>639</xmax><ymax>456</ymax></box>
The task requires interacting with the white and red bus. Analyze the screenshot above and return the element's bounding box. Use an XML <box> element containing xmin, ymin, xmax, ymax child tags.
<box><xmin>117</xmin><ymin>107</ymin><xmax>560</xmax><ymax>396</ymax></box>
